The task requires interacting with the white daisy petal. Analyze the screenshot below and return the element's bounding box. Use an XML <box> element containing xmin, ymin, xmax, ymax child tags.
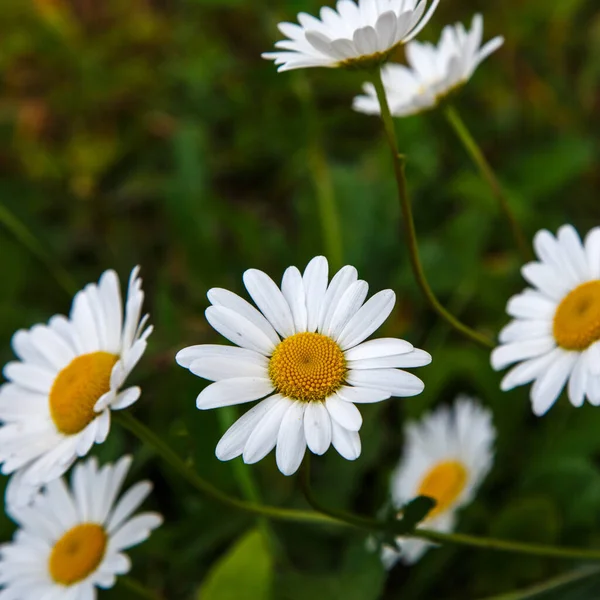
<box><xmin>318</xmin><ymin>266</ymin><xmax>358</xmax><ymax>334</ymax></box>
<box><xmin>216</xmin><ymin>395</ymin><xmax>283</xmax><ymax>461</ymax></box>
<box><xmin>207</xmin><ymin>288</ymin><xmax>281</xmax><ymax>347</ymax></box>
<box><xmin>276</xmin><ymin>401</ymin><xmax>307</xmax><ymax>475</ymax></box>
<box><xmin>584</xmin><ymin>228</ymin><xmax>600</xmax><ymax>279</ymax></box>
<box><xmin>326</xmin><ymin>394</ymin><xmax>362</xmax><ymax>431</ymax></box>
<box><xmin>327</xmin><ymin>280</ymin><xmax>369</xmax><ymax>339</ymax></box>
<box><xmin>491</xmin><ymin>337</ymin><xmax>556</xmax><ymax>370</ymax></box>
<box><xmin>336</xmin><ymin>385</ymin><xmax>391</xmax><ymax>404</ymax></box>
<box><xmin>303</xmin><ymin>256</ymin><xmax>329</xmax><ymax>332</ymax></box>
<box><xmin>347</xmin><ymin>368</ymin><xmax>424</xmax><ymax>397</ymax></box>
<box><xmin>205</xmin><ymin>306</ymin><xmax>276</xmax><ymax>356</ymax></box>
<box><xmin>344</xmin><ymin>338</ymin><xmax>413</xmax><ymax>361</ymax></box>
<box><xmin>530</xmin><ymin>350</ymin><xmax>578</xmax><ymax>416</ymax></box>
<box><xmin>196</xmin><ymin>378</ymin><xmax>274</xmax><ymax>410</ymax></box>
<box><xmin>331</xmin><ymin>420</ymin><xmax>361</xmax><ymax>460</ymax></box>
<box><xmin>243</xmin><ymin>269</ymin><xmax>295</xmax><ymax>339</ymax></box>
<box><xmin>337</xmin><ymin>290</ymin><xmax>396</xmax><ymax>349</ymax></box>
<box><xmin>304</xmin><ymin>401</ymin><xmax>332</xmax><ymax>455</ymax></box>
<box><xmin>243</xmin><ymin>397</ymin><xmax>291</xmax><ymax>464</ymax></box>
<box><xmin>281</xmin><ymin>267</ymin><xmax>308</xmax><ymax>333</ymax></box>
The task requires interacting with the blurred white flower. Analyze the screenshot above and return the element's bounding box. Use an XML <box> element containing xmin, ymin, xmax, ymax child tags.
<box><xmin>492</xmin><ymin>225</ymin><xmax>600</xmax><ymax>415</ymax></box>
<box><xmin>353</xmin><ymin>14</ymin><xmax>504</xmax><ymax>116</ymax></box>
<box><xmin>383</xmin><ymin>397</ymin><xmax>495</xmax><ymax>566</ymax></box>
<box><xmin>0</xmin><ymin>267</ymin><xmax>152</xmax><ymax>504</ymax></box>
<box><xmin>0</xmin><ymin>456</ymin><xmax>162</xmax><ymax>597</ymax></box>
<box><xmin>263</xmin><ymin>0</ymin><xmax>440</xmax><ymax>72</ymax></box>
<box><xmin>177</xmin><ymin>256</ymin><xmax>431</xmax><ymax>476</ymax></box>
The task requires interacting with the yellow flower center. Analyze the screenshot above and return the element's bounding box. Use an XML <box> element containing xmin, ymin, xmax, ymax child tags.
<box><xmin>49</xmin><ymin>351</ymin><xmax>118</xmax><ymax>435</ymax></box>
<box><xmin>417</xmin><ymin>460</ymin><xmax>468</xmax><ymax>519</ymax></box>
<box><xmin>48</xmin><ymin>523</ymin><xmax>107</xmax><ymax>585</ymax></box>
<box><xmin>268</xmin><ymin>332</ymin><xmax>346</xmax><ymax>402</ymax></box>
<box><xmin>553</xmin><ymin>281</ymin><xmax>600</xmax><ymax>351</ymax></box>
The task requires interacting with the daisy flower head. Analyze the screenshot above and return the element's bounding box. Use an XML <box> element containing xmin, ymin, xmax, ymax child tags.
<box><xmin>176</xmin><ymin>256</ymin><xmax>432</xmax><ymax>476</ymax></box>
<box><xmin>0</xmin><ymin>456</ymin><xmax>162</xmax><ymax>598</ymax></box>
<box><xmin>353</xmin><ymin>14</ymin><xmax>504</xmax><ymax>117</ymax></box>
<box><xmin>492</xmin><ymin>225</ymin><xmax>600</xmax><ymax>416</ymax></box>
<box><xmin>262</xmin><ymin>0</ymin><xmax>440</xmax><ymax>72</ymax></box>
<box><xmin>383</xmin><ymin>396</ymin><xmax>495</xmax><ymax>566</ymax></box>
<box><xmin>0</xmin><ymin>267</ymin><xmax>152</xmax><ymax>503</ymax></box>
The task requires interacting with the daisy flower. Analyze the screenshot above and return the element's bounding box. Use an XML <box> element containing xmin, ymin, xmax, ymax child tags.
<box><xmin>176</xmin><ymin>256</ymin><xmax>431</xmax><ymax>476</ymax></box>
<box><xmin>353</xmin><ymin>14</ymin><xmax>504</xmax><ymax>117</ymax></box>
<box><xmin>0</xmin><ymin>267</ymin><xmax>152</xmax><ymax>502</ymax></box>
<box><xmin>383</xmin><ymin>396</ymin><xmax>495</xmax><ymax>566</ymax></box>
<box><xmin>492</xmin><ymin>225</ymin><xmax>600</xmax><ymax>415</ymax></box>
<box><xmin>262</xmin><ymin>0</ymin><xmax>440</xmax><ymax>72</ymax></box>
<box><xmin>0</xmin><ymin>456</ymin><xmax>162</xmax><ymax>598</ymax></box>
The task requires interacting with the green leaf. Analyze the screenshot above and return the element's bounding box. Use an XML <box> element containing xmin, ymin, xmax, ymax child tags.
<box><xmin>395</xmin><ymin>496</ymin><xmax>437</xmax><ymax>534</ymax></box>
<box><xmin>198</xmin><ymin>529</ymin><xmax>273</xmax><ymax>600</ymax></box>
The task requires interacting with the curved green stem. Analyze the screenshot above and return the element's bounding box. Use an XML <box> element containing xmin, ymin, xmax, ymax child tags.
<box><xmin>444</xmin><ymin>105</ymin><xmax>532</xmax><ymax>262</ymax></box>
<box><xmin>415</xmin><ymin>529</ymin><xmax>600</xmax><ymax>561</ymax></box>
<box><xmin>115</xmin><ymin>412</ymin><xmax>338</xmax><ymax>527</ymax></box>
<box><xmin>0</xmin><ymin>202</ymin><xmax>78</xmax><ymax>297</ymax></box>
<box><xmin>370</xmin><ymin>70</ymin><xmax>494</xmax><ymax>350</ymax></box>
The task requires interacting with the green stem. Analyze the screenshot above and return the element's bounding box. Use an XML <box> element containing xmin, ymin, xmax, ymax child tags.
<box><xmin>444</xmin><ymin>105</ymin><xmax>532</xmax><ymax>262</ymax></box>
<box><xmin>0</xmin><ymin>203</ymin><xmax>78</xmax><ymax>297</ymax></box>
<box><xmin>294</xmin><ymin>74</ymin><xmax>344</xmax><ymax>270</ymax></box>
<box><xmin>118</xmin><ymin>413</ymin><xmax>600</xmax><ymax>562</ymax></box>
<box><xmin>370</xmin><ymin>70</ymin><xmax>494</xmax><ymax>350</ymax></box>
<box><xmin>416</xmin><ymin>529</ymin><xmax>600</xmax><ymax>561</ymax></box>
<box><xmin>479</xmin><ymin>566</ymin><xmax>600</xmax><ymax>600</ymax></box>
<box><xmin>115</xmin><ymin>412</ymin><xmax>338</xmax><ymax>527</ymax></box>
<box><xmin>119</xmin><ymin>576</ymin><xmax>164</xmax><ymax>600</ymax></box>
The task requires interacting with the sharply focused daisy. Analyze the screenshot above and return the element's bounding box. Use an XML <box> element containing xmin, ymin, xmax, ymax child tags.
<box><xmin>262</xmin><ymin>0</ymin><xmax>440</xmax><ymax>72</ymax></box>
<box><xmin>383</xmin><ymin>397</ymin><xmax>495</xmax><ymax>566</ymax></box>
<box><xmin>492</xmin><ymin>225</ymin><xmax>600</xmax><ymax>415</ymax></box>
<box><xmin>0</xmin><ymin>456</ymin><xmax>162</xmax><ymax>598</ymax></box>
<box><xmin>176</xmin><ymin>256</ymin><xmax>431</xmax><ymax>476</ymax></box>
<box><xmin>0</xmin><ymin>267</ymin><xmax>151</xmax><ymax>501</ymax></box>
<box><xmin>353</xmin><ymin>14</ymin><xmax>504</xmax><ymax>117</ymax></box>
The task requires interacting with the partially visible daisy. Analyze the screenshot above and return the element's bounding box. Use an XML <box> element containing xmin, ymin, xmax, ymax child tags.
<box><xmin>0</xmin><ymin>267</ymin><xmax>152</xmax><ymax>503</ymax></box>
<box><xmin>177</xmin><ymin>256</ymin><xmax>431</xmax><ymax>476</ymax></box>
<box><xmin>353</xmin><ymin>14</ymin><xmax>504</xmax><ymax>117</ymax></box>
<box><xmin>492</xmin><ymin>225</ymin><xmax>600</xmax><ymax>415</ymax></box>
<box><xmin>383</xmin><ymin>396</ymin><xmax>494</xmax><ymax>566</ymax></box>
<box><xmin>0</xmin><ymin>456</ymin><xmax>162</xmax><ymax>598</ymax></box>
<box><xmin>262</xmin><ymin>0</ymin><xmax>440</xmax><ymax>72</ymax></box>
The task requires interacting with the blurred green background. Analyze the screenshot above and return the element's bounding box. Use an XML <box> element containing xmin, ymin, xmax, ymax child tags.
<box><xmin>0</xmin><ymin>0</ymin><xmax>599</xmax><ymax>598</ymax></box>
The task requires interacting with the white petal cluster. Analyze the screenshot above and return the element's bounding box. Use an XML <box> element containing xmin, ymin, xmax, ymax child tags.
<box><xmin>0</xmin><ymin>456</ymin><xmax>162</xmax><ymax>598</ymax></box>
<box><xmin>383</xmin><ymin>397</ymin><xmax>495</xmax><ymax>565</ymax></box>
<box><xmin>177</xmin><ymin>256</ymin><xmax>431</xmax><ymax>476</ymax></box>
<box><xmin>0</xmin><ymin>268</ymin><xmax>151</xmax><ymax>503</ymax></box>
<box><xmin>353</xmin><ymin>14</ymin><xmax>504</xmax><ymax>116</ymax></box>
<box><xmin>492</xmin><ymin>225</ymin><xmax>600</xmax><ymax>416</ymax></box>
<box><xmin>263</xmin><ymin>0</ymin><xmax>440</xmax><ymax>72</ymax></box>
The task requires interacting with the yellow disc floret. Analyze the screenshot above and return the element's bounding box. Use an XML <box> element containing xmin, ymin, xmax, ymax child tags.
<box><xmin>269</xmin><ymin>332</ymin><xmax>346</xmax><ymax>402</ymax></box>
<box><xmin>418</xmin><ymin>460</ymin><xmax>468</xmax><ymax>519</ymax></box>
<box><xmin>553</xmin><ymin>281</ymin><xmax>600</xmax><ymax>351</ymax></box>
<box><xmin>49</xmin><ymin>351</ymin><xmax>118</xmax><ymax>435</ymax></box>
<box><xmin>49</xmin><ymin>523</ymin><xmax>107</xmax><ymax>585</ymax></box>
